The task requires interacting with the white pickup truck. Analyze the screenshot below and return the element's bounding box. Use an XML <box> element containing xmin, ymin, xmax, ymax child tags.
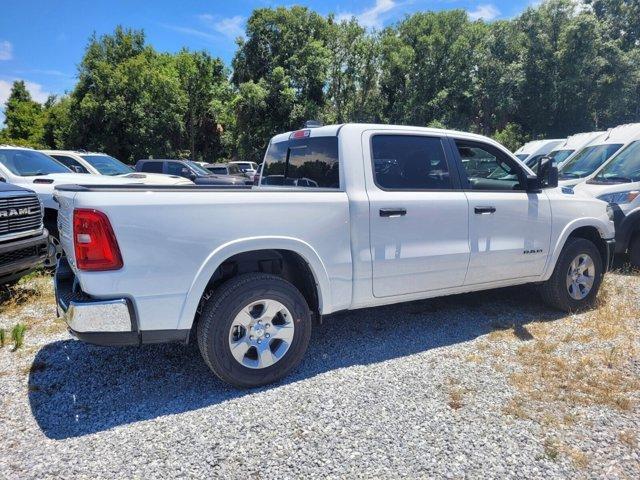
<box><xmin>54</xmin><ymin>124</ymin><xmax>616</xmax><ymax>388</ymax></box>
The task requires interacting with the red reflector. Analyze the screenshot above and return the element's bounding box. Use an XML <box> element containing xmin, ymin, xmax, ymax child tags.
<box><xmin>73</xmin><ymin>209</ymin><xmax>123</xmax><ymax>271</ymax></box>
<box><xmin>289</xmin><ymin>129</ymin><xmax>310</xmax><ymax>139</ymax></box>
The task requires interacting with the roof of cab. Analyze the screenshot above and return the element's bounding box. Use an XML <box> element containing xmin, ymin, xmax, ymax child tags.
<box><xmin>551</xmin><ymin>131</ymin><xmax>604</xmax><ymax>151</ymax></box>
<box><xmin>591</xmin><ymin>123</ymin><xmax>640</xmax><ymax>145</ymax></box>
<box><xmin>514</xmin><ymin>139</ymin><xmax>563</xmax><ymax>156</ymax></box>
<box><xmin>271</xmin><ymin>123</ymin><xmax>507</xmax><ymax>145</ymax></box>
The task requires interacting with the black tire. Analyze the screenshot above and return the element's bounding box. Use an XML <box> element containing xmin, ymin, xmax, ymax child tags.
<box><xmin>629</xmin><ymin>233</ymin><xmax>640</xmax><ymax>268</ymax></box>
<box><xmin>540</xmin><ymin>237</ymin><xmax>603</xmax><ymax>312</ymax></box>
<box><xmin>197</xmin><ymin>273</ymin><xmax>312</xmax><ymax>388</ymax></box>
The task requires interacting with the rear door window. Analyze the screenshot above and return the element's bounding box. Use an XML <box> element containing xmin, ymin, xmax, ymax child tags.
<box><xmin>261</xmin><ymin>136</ymin><xmax>339</xmax><ymax>188</ymax></box>
<box><xmin>371</xmin><ymin>135</ymin><xmax>453</xmax><ymax>190</ymax></box>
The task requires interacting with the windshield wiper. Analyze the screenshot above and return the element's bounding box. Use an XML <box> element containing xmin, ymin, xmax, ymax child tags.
<box><xmin>603</xmin><ymin>175</ymin><xmax>633</xmax><ymax>183</ymax></box>
<box><xmin>559</xmin><ymin>172</ymin><xmax>579</xmax><ymax>179</ymax></box>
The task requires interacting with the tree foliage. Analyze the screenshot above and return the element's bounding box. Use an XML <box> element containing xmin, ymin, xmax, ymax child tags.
<box><xmin>1</xmin><ymin>1</ymin><xmax>639</xmax><ymax>160</ymax></box>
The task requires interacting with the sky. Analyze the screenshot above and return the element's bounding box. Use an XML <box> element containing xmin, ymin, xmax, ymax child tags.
<box><xmin>0</xmin><ymin>0</ymin><xmax>536</xmax><ymax>123</ymax></box>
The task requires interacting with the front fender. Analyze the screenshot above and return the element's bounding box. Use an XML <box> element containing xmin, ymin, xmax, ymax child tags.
<box><xmin>175</xmin><ymin>236</ymin><xmax>332</xmax><ymax>330</ymax></box>
<box><xmin>542</xmin><ymin>217</ymin><xmax>614</xmax><ymax>280</ymax></box>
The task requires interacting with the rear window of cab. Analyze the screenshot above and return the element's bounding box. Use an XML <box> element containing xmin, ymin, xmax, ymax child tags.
<box><xmin>261</xmin><ymin>136</ymin><xmax>339</xmax><ymax>189</ymax></box>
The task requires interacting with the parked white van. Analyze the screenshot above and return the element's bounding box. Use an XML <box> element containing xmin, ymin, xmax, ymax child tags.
<box><xmin>574</xmin><ymin>138</ymin><xmax>640</xmax><ymax>266</ymax></box>
<box><xmin>548</xmin><ymin>131</ymin><xmax>604</xmax><ymax>168</ymax></box>
<box><xmin>558</xmin><ymin>124</ymin><xmax>640</xmax><ymax>187</ymax></box>
<box><xmin>514</xmin><ymin>139</ymin><xmax>564</xmax><ymax>167</ymax></box>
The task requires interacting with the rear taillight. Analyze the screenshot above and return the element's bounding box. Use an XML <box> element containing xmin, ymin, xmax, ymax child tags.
<box><xmin>73</xmin><ymin>209</ymin><xmax>123</xmax><ymax>271</ymax></box>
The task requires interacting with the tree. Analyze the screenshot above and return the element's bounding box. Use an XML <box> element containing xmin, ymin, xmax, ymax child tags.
<box><xmin>69</xmin><ymin>27</ymin><xmax>186</xmax><ymax>162</ymax></box>
<box><xmin>175</xmin><ymin>50</ymin><xmax>233</xmax><ymax>161</ymax></box>
<box><xmin>232</xmin><ymin>7</ymin><xmax>331</xmax><ymax>131</ymax></box>
<box><xmin>324</xmin><ymin>18</ymin><xmax>382</xmax><ymax>123</ymax></box>
<box><xmin>1</xmin><ymin>81</ymin><xmax>43</xmax><ymax>145</ymax></box>
<box><xmin>232</xmin><ymin>67</ymin><xmax>297</xmax><ymax>163</ymax></box>
<box><xmin>41</xmin><ymin>95</ymin><xmax>72</xmax><ymax>149</ymax></box>
<box><xmin>379</xmin><ymin>10</ymin><xmax>483</xmax><ymax>129</ymax></box>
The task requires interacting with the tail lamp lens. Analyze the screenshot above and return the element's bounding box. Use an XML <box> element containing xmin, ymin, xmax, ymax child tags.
<box><xmin>73</xmin><ymin>209</ymin><xmax>123</xmax><ymax>271</ymax></box>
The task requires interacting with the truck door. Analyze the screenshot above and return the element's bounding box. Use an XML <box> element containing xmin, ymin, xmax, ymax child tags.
<box><xmin>451</xmin><ymin>138</ymin><xmax>552</xmax><ymax>285</ymax></box>
<box><xmin>363</xmin><ymin>130</ymin><xmax>470</xmax><ymax>298</ymax></box>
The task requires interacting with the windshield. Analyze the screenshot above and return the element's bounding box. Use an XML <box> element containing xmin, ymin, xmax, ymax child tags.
<box><xmin>559</xmin><ymin>143</ymin><xmax>622</xmax><ymax>179</ymax></box>
<box><xmin>515</xmin><ymin>153</ymin><xmax>528</xmax><ymax>161</ymax></box>
<box><xmin>593</xmin><ymin>140</ymin><xmax>640</xmax><ymax>183</ymax></box>
<box><xmin>81</xmin><ymin>154</ymin><xmax>133</xmax><ymax>175</ymax></box>
<box><xmin>0</xmin><ymin>149</ymin><xmax>70</xmax><ymax>176</ymax></box>
<box><xmin>186</xmin><ymin>161</ymin><xmax>212</xmax><ymax>176</ymax></box>
<box><xmin>548</xmin><ymin>149</ymin><xmax>574</xmax><ymax>164</ymax></box>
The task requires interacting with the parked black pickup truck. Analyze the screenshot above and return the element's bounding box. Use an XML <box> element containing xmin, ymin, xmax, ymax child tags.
<box><xmin>0</xmin><ymin>182</ymin><xmax>49</xmax><ymax>285</ymax></box>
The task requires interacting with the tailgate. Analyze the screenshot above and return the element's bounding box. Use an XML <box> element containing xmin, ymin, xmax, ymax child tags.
<box><xmin>54</xmin><ymin>191</ymin><xmax>76</xmax><ymax>267</ymax></box>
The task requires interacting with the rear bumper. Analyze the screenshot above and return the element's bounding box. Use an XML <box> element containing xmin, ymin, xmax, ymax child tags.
<box><xmin>55</xmin><ymin>257</ymin><xmax>189</xmax><ymax>346</ymax></box>
<box><xmin>0</xmin><ymin>230</ymin><xmax>49</xmax><ymax>284</ymax></box>
<box><xmin>55</xmin><ymin>257</ymin><xmax>139</xmax><ymax>345</ymax></box>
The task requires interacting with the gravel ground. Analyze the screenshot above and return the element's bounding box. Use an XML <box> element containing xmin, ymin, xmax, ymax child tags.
<box><xmin>1</xmin><ymin>271</ymin><xmax>639</xmax><ymax>479</ymax></box>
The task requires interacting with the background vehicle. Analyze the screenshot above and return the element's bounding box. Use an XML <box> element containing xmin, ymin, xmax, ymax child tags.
<box><xmin>54</xmin><ymin>124</ymin><xmax>614</xmax><ymax>388</ymax></box>
<box><xmin>0</xmin><ymin>146</ymin><xmax>144</xmax><ymax>265</ymax></box>
<box><xmin>135</xmin><ymin>159</ymin><xmax>247</xmax><ymax>185</ymax></box>
<box><xmin>229</xmin><ymin>161</ymin><xmax>260</xmax><ymax>181</ymax></box>
<box><xmin>558</xmin><ymin>123</ymin><xmax>640</xmax><ymax>187</ymax></box>
<box><xmin>575</xmin><ymin>138</ymin><xmax>640</xmax><ymax>266</ymax></box>
<box><xmin>204</xmin><ymin>163</ymin><xmax>253</xmax><ymax>185</ymax></box>
<box><xmin>547</xmin><ymin>131</ymin><xmax>604</xmax><ymax>168</ymax></box>
<box><xmin>0</xmin><ymin>182</ymin><xmax>49</xmax><ymax>284</ymax></box>
<box><xmin>513</xmin><ymin>139</ymin><xmax>563</xmax><ymax>167</ymax></box>
<box><xmin>41</xmin><ymin>150</ymin><xmax>193</xmax><ymax>185</ymax></box>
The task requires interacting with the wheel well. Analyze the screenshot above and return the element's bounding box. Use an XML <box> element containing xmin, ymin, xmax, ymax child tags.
<box><xmin>44</xmin><ymin>208</ymin><xmax>58</xmax><ymax>236</ymax></box>
<box><xmin>194</xmin><ymin>249</ymin><xmax>320</xmax><ymax>330</ymax></box>
<box><xmin>567</xmin><ymin>226</ymin><xmax>607</xmax><ymax>267</ymax></box>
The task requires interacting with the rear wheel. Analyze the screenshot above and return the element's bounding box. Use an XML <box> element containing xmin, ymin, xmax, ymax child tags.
<box><xmin>197</xmin><ymin>273</ymin><xmax>312</xmax><ymax>388</ymax></box>
<box><xmin>540</xmin><ymin>237</ymin><xmax>603</xmax><ymax>311</ymax></box>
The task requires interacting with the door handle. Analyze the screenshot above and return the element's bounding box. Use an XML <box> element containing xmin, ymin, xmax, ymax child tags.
<box><xmin>474</xmin><ymin>206</ymin><xmax>496</xmax><ymax>215</ymax></box>
<box><xmin>379</xmin><ymin>208</ymin><xmax>407</xmax><ymax>217</ymax></box>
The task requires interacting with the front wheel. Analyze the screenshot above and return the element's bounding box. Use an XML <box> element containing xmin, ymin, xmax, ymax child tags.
<box><xmin>540</xmin><ymin>237</ymin><xmax>603</xmax><ymax>312</ymax></box>
<box><xmin>197</xmin><ymin>273</ymin><xmax>312</xmax><ymax>388</ymax></box>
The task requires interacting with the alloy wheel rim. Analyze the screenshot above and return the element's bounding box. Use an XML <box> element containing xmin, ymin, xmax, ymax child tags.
<box><xmin>228</xmin><ymin>299</ymin><xmax>295</xmax><ymax>369</ymax></box>
<box><xmin>565</xmin><ymin>253</ymin><xmax>595</xmax><ymax>300</ymax></box>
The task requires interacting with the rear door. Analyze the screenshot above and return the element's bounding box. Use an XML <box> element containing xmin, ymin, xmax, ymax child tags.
<box><xmin>451</xmin><ymin>138</ymin><xmax>552</xmax><ymax>285</ymax></box>
<box><xmin>364</xmin><ymin>130</ymin><xmax>470</xmax><ymax>298</ymax></box>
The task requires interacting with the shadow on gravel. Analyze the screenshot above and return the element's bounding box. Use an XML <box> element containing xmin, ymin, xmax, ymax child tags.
<box><xmin>29</xmin><ymin>284</ymin><xmax>565</xmax><ymax>439</ymax></box>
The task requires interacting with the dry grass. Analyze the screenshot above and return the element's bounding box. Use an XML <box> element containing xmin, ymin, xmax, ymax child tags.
<box><xmin>0</xmin><ymin>271</ymin><xmax>57</xmax><ymax>329</ymax></box>
<box><xmin>445</xmin><ymin>377</ymin><xmax>473</xmax><ymax>410</ymax></box>
<box><xmin>0</xmin><ymin>272</ymin><xmax>62</xmax><ymax>355</ymax></box>
<box><xmin>508</xmin><ymin>279</ymin><xmax>640</xmax><ymax>415</ymax></box>
<box><xmin>480</xmin><ymin>273</ymin><xmax>640</xmax><ymax>468</ymax></box>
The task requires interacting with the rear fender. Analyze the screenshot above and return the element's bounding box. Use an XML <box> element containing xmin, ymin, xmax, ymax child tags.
<box><xmin>176</xmin><ymin>236</ymin><xmax>331</xmax><ymax>330</ymax></box>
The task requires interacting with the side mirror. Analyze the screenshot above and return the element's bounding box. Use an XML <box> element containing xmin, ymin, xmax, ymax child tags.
<box><xmin>537</xmin><ymin>156</ymin><xmax>558</xmax><ymax>189</ymax></box>
<box><xmin>72</xmin><ymin>166</ymin><xmax>85</xmax><ymax>173</ymax></box>
<box><xmin>0</xmin><ymin>177</ymin><xmax>5</xmax><ymax>183</ymax></box>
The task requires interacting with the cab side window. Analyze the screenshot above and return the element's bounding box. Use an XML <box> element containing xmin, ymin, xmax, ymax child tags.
<box><xmin>51</xmin><ymin>155</ymin><xmax>89</xmax><ymax>174</ymax></box>
<box><xmin>455</xmin><ymin>140</ymin><xmax>525</xmax><ymax>191</ymax></box>
<box><xmin>371</xmin><ymin>135</ymin><xmax>453</xmax><ymax>190</ymax></box>
<box><xmin>167</xmin><ymin>162</ymin><xmax>189</xmax><ymax>177</ymax></box>
<box><xmin>140</xmin><ymin>161</ymin><xmax>163</xmax><ymax>173</ymax></box>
